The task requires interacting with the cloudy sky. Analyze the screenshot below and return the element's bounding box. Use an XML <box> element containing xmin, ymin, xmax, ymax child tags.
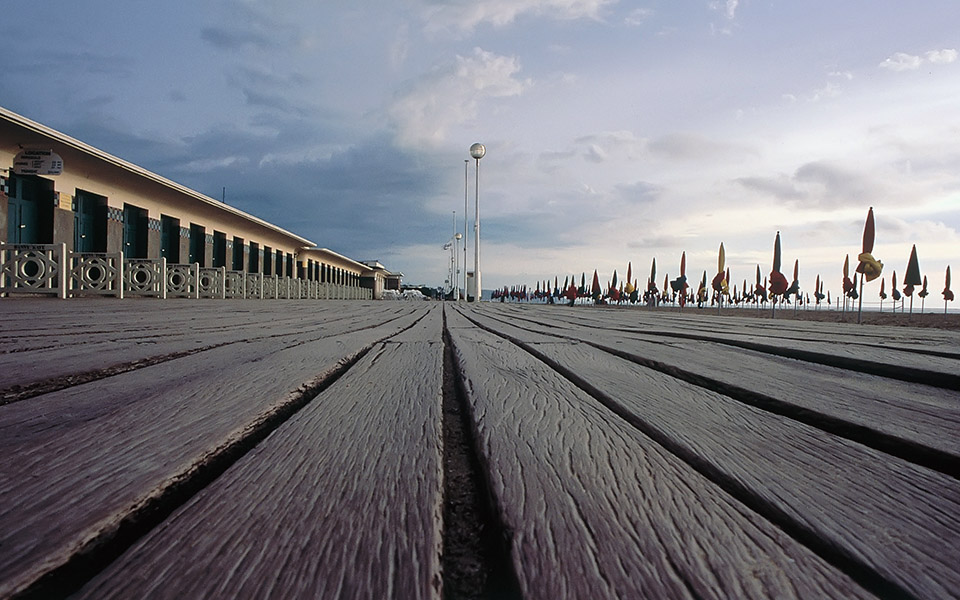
<box><xmin>4</xmin><ymin>0</ymin><xmax>959</xmax><ymax>301</ymax></box>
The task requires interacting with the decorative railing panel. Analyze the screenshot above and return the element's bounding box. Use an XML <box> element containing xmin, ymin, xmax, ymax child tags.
<box><xmin>1</xmin><ymin>246</ymin><xmax>376</xmax><ymax>302</ymax></box>
<box><xmin>70</xmin><ymin>252</ymin><xmax>124</xmax><ymax>297</ymax></box>
<box><xmin>167</xmin><ymin>263</ymin><xmax>199</xmax><ymax>299</ymax></box>
<box><xmin>0</xmin><ymin>243</ymin><xmax>68</xmax><ymax>298</ymax></box>
<box><xmin>262</xmin><ymin>275</ymin><xmax>277</xmax><ymax>300</ymax></box>
<box><xmin>198</xmin><ymin>267</ymin><xmax>225</xmax><ymax>299</ymax></box>
<box><xmin>124</xmin><ymin>258</ymin><xmax>166</xmax><ymax>298</ymax></box>
<box><xmin>245</xmin><ymin>272</ymin><xmax>262</xmax><ymax>299</ymax></box>
<box><xmin>224</xmin><ymin>270</ymin><xmax>246</xmax><ymax>299</ymax></box>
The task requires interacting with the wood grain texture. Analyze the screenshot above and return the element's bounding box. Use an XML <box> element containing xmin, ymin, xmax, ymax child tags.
<box><xmin>0</xmin><ymin>300</ymin><xmax>417</xmax><ymax>393</ymax></box>
<box><xmin>447</xmin><ymin>324</ymin><xmax>872</xmax><ymax>600</ymax></box>
<box><xmin>470</xmin><ymin>306</ymin><xmax>960</xmax><ymax>461</ymax></box>
<box><xmin>0</xmin><ymin>306</ymin><xmax>428</xmax><ymax>598</ymax></box>
<box><xmin>75</xmin><ymin>329</ymin><xmax>444</xmax><ymax>599</ymax></box>
<box><xmin>513</xmin><ymin>338</ymin><xmax>960</xmax><ymax>599</ymax></box>
<box><xmin>500</xmin><ymin>305</ymin><xmax>960</xmax><ymax>387</ymax></box>
<box><xmin>2</xmin><ymin>300</ymin><xmax>955</xmax><ymax>598</ymax></box>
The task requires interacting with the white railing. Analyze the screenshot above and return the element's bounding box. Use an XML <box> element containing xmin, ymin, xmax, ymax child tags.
<box><xmin>198</xmin><ymin>267</ymin><xmax>226</xmax><ymax>299</ymax></box>
<box><xmin>70</xmin><ymin>252</ymin><xmax>124</xmax><ymax>297</ymax></box>
<box><xmin>1</xmin><ymin>244</ymin><xmax>375</xmax><ymax>301</ymax></box>
<box><xmin>224</xmin><ymin>270</ymin><xmax>245</xmax><ymax>299</ymax></box>
<box><xmin>125</xmin><ymin>258</ymin><xmax>167</xmax><ymax>298</ymax></box>
<box><xmin>167</xmin><ymin>263</ymin><xmax>199</xmax><ymax>299</ymax></box>
<box><xmin>244</xmin><ymin>272</ymin><xmax>262</xmax><ymax>299</ymax></box>
<box><xmin>0</xmin><ymin>243</ymin><xmax>68</xmax><ymax>298</ymax></box>
<box><xmin>263</xmin><ymin>275</ymin><xmax>278</xmax><ymax>300</ymax></box>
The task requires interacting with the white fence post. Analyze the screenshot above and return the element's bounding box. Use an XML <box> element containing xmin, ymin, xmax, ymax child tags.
<box><xmin>117</xmin><ymin>251</ymin><xmax>125</xmax><ymax>299</ymax></box>
<box><xmin>160</xmin><ymin>258</ymin><xmax>167</xmax><ymax>299</ymax></box>
<box><xmin>58</xmin><ymin>243</ymin><xmax>68</xmax><ymax>299</ymax></box>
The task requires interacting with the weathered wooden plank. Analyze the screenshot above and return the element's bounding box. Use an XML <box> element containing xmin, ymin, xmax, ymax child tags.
<box><xmin>485</xmin><ymin>303</ymin><xmax>960</xmax><ymax>362</ymax></box>
<box><xmin>497</xmin><ymin>305</ymin><xmax>960</xmax><ymax>387</ymax></box>
<box><xmin>386</xmin><ymin>303</ymin><xmax>443</xmax><ymax>343</ymax></box>
<box><xmin>532</xmin><ymin>302</ymin><xmax>960</xmax><ymax>345</ymax></box>
<box><xmin>0</xmin><ymin>307</ymin><xmax>427</xmax><ymax>598</ymax></box>
<box><xmin>467</xmin><ymin>306</ymin><xmax>960</xmax><ymax>465</ymax></box>
<box><xmin>447</xmin><ymin>324</ymin><xmax>872</xmax><ymax>599</ymax></box>
<box><xmin>0</xmin><ymin>298</ymin><xmax>346</xmax><ymax>341</ymax></box>
<box><xmin>75</xmin><ymin>318</ymin><xmax>444</xmax><ymax>599</ymax></box>
<box><xmin>0</xmin><ymin>303</ymin><xmax>417</xmax><ymax>396</ymax></box>
<box><xmin>506</xmin><ymin>337</ymin><xmax>960</xmax><ymax>599</ymax></box>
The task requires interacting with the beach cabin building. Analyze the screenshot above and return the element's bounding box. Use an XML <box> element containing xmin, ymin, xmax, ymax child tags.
<box><xmin>0</xmin><ymin>106</ymin><xmax>399</xmax><ymax>299</ymax></box>
<box><xmin>359</xmin><ymin>260</ymin><xmax>404</xmax><ymax>300</ymax></box>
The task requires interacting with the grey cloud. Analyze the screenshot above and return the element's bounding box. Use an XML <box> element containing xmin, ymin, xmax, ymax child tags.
<box><xmin>615</xmin><ymin>181</ymin><xmax>662</xmax><ymax>205</ymax></box>
<box><xmin>200</xmin><ymin>2</ymin><xmax>300</xmax><ymax>52</ymax></box>
<box><xmin>794</xmin><ymin>161</ymin><xmax>882</xmax><ymax>207</ymax></box>
<box><xmin>574</xmin><ymin>131</ymin><xmax>644</xmax><ymax>162</ymax></box>
<box><xmin>7</xmin><ymin>50</ymin><xmax>134</xmax><ymax>78</ymax></box>
<box><xmin>734</xmin><ymin>175</ymin><xmax>805</xmax><ymax>201</ymax></box>
<box><xmin>240</xmin><ymin>88</ymin><xmax>306</xmax><ymax>114</ymax></box>
<box><xmin>229</xmin><ymin>66</ymin><xmax>310</xmax><ymax>89</ymax></box>
<box><xmin>227</xmin><ymin>67</ymin><xmax>313</xmax><ymax>114</ymax></box>
<box><xmin>627</xmin><ymin>234</ymin><xmax>685</xmax><ymax>250</ymax></box>
<box><xmin>735</xmin><ymin>160</ymin><xmax>883</xmax><ymax>209</ymax></box>
<box><xmin>584</xmin><ymin>145</ymin><xmax>606</xmax><ymax>163</ymax></box>
<box><xmin>49</xmin><ymin>109</ymin><xmax>446</xmax><ymax>258</ymax></box>
<box><xmin>201</xmin><ymin>27</ymin><xmax>276</xmax><ymax>50</ymax></box>
<box><xmin>536</xmin><ymin>149</ymin><xmax>577</xmax><ymax>174</ymax></box>
<box><xmin>648</xmin><ymin>132</ymin><xmax>754</xmax><ymax>161</ymax></box>
<box><xmin>484</xmin><ymin>205</ymin><xmax>620</xmax><ymax>250</ymax></box>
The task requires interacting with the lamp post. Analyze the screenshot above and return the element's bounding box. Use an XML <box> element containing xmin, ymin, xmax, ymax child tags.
<box><xmin>470</xmin><ymin>143</ymin><xmax>485</xmax><ymax>302</ymax></box>
<box><xmin>443</xmin><ymin>239</ymin><xmax>454</xmax><ymax>298</ymax></box>
<box><xmin>454</xmin><ymin>232</ymin><xmax>462</xmax><ymax>300</ymax></box>
<box><xmin>463</xmin><ymin>159</ymin><xmax>469</xmax><ymax>301</ymax></box>
<box><xmin>452</xmin><ymin>211</ymin><xmax>458</xmax><ymax>301</ymax></box>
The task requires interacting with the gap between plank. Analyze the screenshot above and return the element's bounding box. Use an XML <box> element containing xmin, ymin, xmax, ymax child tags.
<box><xmin>12</xmin><ymin>312</ymin><xmax>433</xmax><ymax>599</ymax></box>
<box><xmin>457</xmin><ymin>308</ymin><xmax>919</xmax><ymax>600</ymax></box>
<box><xmin>0</xmin><ymin>313</ymin><xmax>413</xmax><ymax>406</ymax></box>
<box><xmin>441</xmin><ymin>306</ymin><xmax>522</xmax><ymax>600</ymax></box>
<box><xmin>487</xmin><ymin>308</ymin><xmax>960</xmax><ymax>391</ymax></box>
<box><xmin>469</xmin><ymin>309</ymin><xmax>960</xmax><ymax>481</ymax></box>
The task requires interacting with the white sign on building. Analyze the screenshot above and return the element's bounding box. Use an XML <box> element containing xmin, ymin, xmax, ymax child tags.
<box><xmin>13</xmin><ymin>149</ymin><xmax>63</xmax><ymax>175</ymax></box>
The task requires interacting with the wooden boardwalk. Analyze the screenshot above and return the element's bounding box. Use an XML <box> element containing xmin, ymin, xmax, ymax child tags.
<box><xmin>0</xmin><ymin>299</ymin><xmax>958</xmax><ymax>599</ymax></box>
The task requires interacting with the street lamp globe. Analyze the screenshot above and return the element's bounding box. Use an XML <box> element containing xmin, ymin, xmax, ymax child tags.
<box><xmin>470</xmin><ymin>143</ymin><xmax>486</xmax><ymax>160</ymax></box>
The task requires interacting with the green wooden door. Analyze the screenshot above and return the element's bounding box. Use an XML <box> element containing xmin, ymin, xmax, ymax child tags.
<box><xmin>74</xmin><ymin>190</ymin><xmax>107</xmax><ymax>252</ymax></box>
<box><xmin>213</xmin><ymin>231</ymin><xmax>226</xmax><ymax>267</ymax></box>
<box><xmin>123</xmin><ymin>204</ymin><xmax>148</xmax><ymax>258</ymax></box>
<box><xmin>160</xmin><ymin>216</ymin><xmax>179</xmax><ymax>262</ymax></box>
<box><xmin>6</xmin><ymin>176</ymin><xmax>40</xmax><ymax>244</ymax></box>
<box><xmin>189</xmin><ymin>224</ymin><xmax>204</xmax><ymax>266</ymax></box>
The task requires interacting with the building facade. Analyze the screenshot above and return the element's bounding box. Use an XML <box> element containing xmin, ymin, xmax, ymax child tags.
<box><xmin>1</xmin><ymin>106</ymin><xmax>400</xmax><ymax>299</ymax></box>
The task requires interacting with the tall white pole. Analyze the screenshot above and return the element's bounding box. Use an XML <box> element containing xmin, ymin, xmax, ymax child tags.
<box><xmin>463</xmin><ymin>159</ymin><xmax>468</xmax><ymax>301</ymax></box>
<box><xmin>469</xmin><ymin>143</ymin><xmax>485</xmax><ymax>302</ymax></box>
<box><xmin>474</xmin><ymin>157</ymin><xmax>481</xmax><ymax>301</ymax></box>
<box><xmin>452</xmin><ymin>211</ymin><xmax>458</xmax><ymax>301</ymax></box>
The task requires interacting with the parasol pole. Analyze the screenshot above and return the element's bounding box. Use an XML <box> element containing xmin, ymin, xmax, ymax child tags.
<box><xmin>857</xmin><ymin>207</ymin><xmax>877</xmax><ymax>325</ymax></box>
<box><xmin>947</xmin><ymin>266</ymin><xmax>953</xmax><ymax>316</ymax></box>
<box><xmin>921</xmin><ymin>276</ymin><xmax>927</xmax><ymax>315</ymax></box>
<box><xmin>718</xmin><ymin>244</ymin><xmax>725</xmax><ymax>316</ymax></box>
<box><xmin>793</xmin><ymin>259</ymin><xmax>799</xmax><ymax>316</ymax></box>
<box><xmin>857</xmin><ymin>276</ymin><xmax>864</xmax><ymax>324</ymax></box>
<box><xmin>679</xmin><ymin>252</ymin><xmax>686</xmax><ymax>313</ymax></box>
